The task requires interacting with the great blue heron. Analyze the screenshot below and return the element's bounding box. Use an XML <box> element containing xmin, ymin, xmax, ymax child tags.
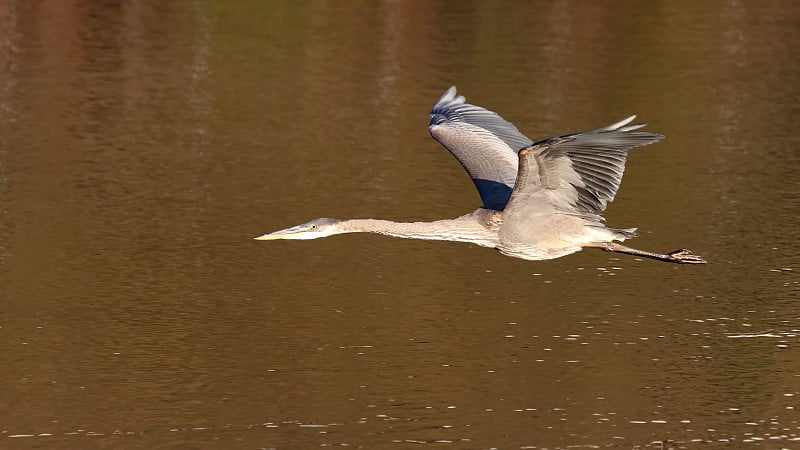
<box><xmin>255</xmin><ymin>87</ymin><xmax>706</xmax><ymax>264</ymax></box>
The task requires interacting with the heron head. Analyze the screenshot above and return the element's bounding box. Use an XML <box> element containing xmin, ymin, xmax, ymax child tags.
<box><xmin>254</xmin><ymin>218</ymin><xmax>343</xmax><ymax>241</ymax></box>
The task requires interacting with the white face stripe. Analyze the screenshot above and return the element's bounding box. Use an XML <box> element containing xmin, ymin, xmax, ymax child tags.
<box><xmin>273</xmin><ymin>230</ymin><xmax>331</xmax><ymax>240</ymax></box>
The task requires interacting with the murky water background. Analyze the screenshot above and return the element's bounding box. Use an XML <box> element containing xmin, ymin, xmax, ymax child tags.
<box><xmin>1</xmin><ymin>1</ymin><xmax>798</xmax><ymax>448</ymax></box>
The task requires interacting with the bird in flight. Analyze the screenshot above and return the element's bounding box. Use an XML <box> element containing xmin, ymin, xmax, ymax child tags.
<box><xmin>255</xmin><ymin>87</ymin><xmax>706</xmax><ymax>264</ymax></box>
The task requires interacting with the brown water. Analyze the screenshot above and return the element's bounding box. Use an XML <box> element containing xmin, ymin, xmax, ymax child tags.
<box><xmin>1</xmin><ymin>1</ymin><xmax>798</xmax><ymax>449</ymax></box>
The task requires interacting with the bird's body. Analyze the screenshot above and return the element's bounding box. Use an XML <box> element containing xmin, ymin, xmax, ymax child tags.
<box><xmin>256</xmin><ymin>87</ymin><xmax>706</xmax><ymax>265</ymax></box>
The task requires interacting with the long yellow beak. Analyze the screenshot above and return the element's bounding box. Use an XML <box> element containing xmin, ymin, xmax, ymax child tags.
<box><xmin>254</xmin><ymin>233</ymin><xmax>283</xmax><ymax>241</ymax></box>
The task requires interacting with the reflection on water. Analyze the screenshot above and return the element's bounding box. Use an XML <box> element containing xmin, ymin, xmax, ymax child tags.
<box><xmin>0</xmin><ymin>1</ymin><xmax>798</xmax><ymax>448</ymax></box>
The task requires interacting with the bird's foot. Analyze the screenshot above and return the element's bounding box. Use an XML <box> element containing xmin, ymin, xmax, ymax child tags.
<box><xmin>666</xmin><ymin>248</ymin><xmax>707</xmax><ymax>264</ymax></box>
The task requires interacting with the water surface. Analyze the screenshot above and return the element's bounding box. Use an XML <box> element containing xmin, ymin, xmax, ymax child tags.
<box><xmin>1</xmin><ymin>1</ymin><xmax>798</xmax><ymax>448</ymax></box>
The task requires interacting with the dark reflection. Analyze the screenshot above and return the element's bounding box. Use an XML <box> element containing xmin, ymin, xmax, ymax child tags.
<box><xmin>0</xmin><ymin>0</ymin><xmax>798</xmax><ymax>448</ymax></box>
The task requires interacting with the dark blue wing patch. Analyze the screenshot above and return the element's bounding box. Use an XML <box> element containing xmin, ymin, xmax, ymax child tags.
<box><xmin>473</xmin><ymin>179</ymin><xmax>513</xmax><ymax>210</ymax></box>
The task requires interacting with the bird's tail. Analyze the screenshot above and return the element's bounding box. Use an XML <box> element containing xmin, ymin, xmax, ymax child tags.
<box><xmin>610</xmin><ymin>227</ymin><xmax>638</xmax><ymax>241</ymax></box>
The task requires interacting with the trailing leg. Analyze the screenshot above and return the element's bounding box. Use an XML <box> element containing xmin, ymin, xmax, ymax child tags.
<box><xmin>595</xmin><ymin>242</ymin><xmax>707</xmax><ymax>264</ymax></box>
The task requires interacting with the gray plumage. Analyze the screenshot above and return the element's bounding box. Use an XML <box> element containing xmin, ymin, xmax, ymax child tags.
<box><xmin>255</xmin><ymin>87</ymin><xmax>706</xmax><ymax>264</ymax></box>
<box><xmin>429</xmin><ymin>86</ymin><xmax>532</xmax><ymax>210</ymax></box>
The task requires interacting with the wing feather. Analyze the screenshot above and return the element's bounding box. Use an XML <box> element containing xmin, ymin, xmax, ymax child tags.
<box><xmin>508</xmin><ymin>117</ymin><xmax>664</xmax><ymax>219</ymax></box>
<box><xmin>429</xmin><ymin>86</ymin><xmax>533</xmax><ymax>210</ymax></box>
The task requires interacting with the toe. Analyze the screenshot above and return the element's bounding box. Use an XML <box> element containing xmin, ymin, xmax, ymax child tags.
<box><xmin>667</xmin><ymin>249</ymin><xmax>707</xmax><ymax>264</ymax></box>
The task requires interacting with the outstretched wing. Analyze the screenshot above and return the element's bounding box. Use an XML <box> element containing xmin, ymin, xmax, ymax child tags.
<box><xmin>507</xmin><ymin>116</ymin><xmax>664</xmax><ymax>220</ymax></box>
<box><xmin>429</xmin><ymin>86</ymin><xmax>533</xmax><ymax>210</ymax></box>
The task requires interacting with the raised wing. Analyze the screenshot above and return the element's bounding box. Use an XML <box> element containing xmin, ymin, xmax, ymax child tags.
<box><xmin>429</xmin><ymin>86</ymin><xmax>533</xmax><ymax>210</ymax></box>
<box><xmin>507</xmin><ymin>116</ymin><xmax>664</xmax><ymax>220</ymax></box>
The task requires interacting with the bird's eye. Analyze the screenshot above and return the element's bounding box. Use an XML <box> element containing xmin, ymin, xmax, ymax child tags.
<box><xmin>310</xmin><ymin>224</ymin><xmax>318</xmax><ymax>230</ymax></box>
